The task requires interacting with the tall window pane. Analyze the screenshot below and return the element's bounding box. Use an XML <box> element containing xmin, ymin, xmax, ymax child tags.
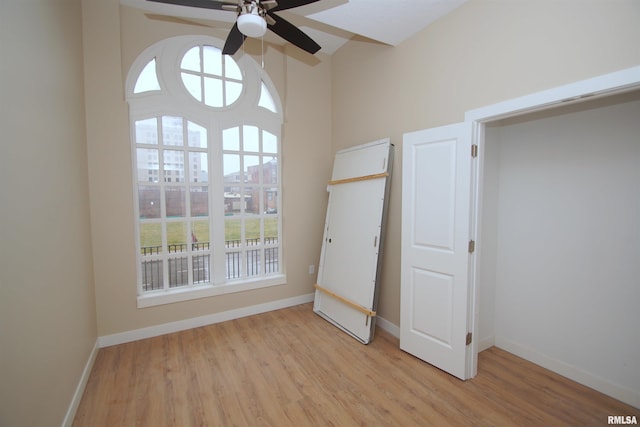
<box><xmin>244</xmin><ymin>155</ymin><xmax>260</xmax><ymax>184</ymax></box>
<box><xmin>138</xmin><ymin>185</ymin><xmax>161</xmax><ymax>219</ymax></box>
<box><xmin>162</xmin><ymin>116</ymin><xmax>184</xmax><ymax>146</ymax></box>
<box><xmin>189</xmin><ymin>152</ymin><xmax>208</xmax><ymax>183</ymax></box>
<box><xmin>243</xmin><ymin>125</ymin><xmax>259</xmax><ymax>152</ymax></box>
<box><xmin>136</xmin><ymin>148</ymin><xmax>159</xmax><ymax>183</ymax></box>
<box><xmin>263</xmin><ymin>130</ymin><xmax>277</xmax><ymax>154</ymax></box>
<box><xmin>139</xmin><ymin>223</ymin><xmax>162</xmax><ymax>254</ymax></box>
<box><xmin>165</xmin><ymin>187</ymin><xmax>186</xmax><ymax>218</ymax></box>
<box><xmin>135</xmin><ymin>118</ymin><xmax>158</xmax><ymax>145</ymax></box>
<box><xmin>190</xmin><ymin>187</ymin><xmax>208</xmax><ymax>217</ymax></box>
<box><xmin>188</xmin><ymin>121</ymin><xmax>207</xmax><ymax>148</ymax></box>
<box><xmin>223</xmin><ymin>127</ymin><xmax>240</xmax><ymax>151</ymax></box>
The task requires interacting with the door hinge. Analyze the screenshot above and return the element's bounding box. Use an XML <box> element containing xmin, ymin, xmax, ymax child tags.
<box><xmin>471</xmin><ymin>144</ymin><xmax>478</xmax><ymax>158</ymax></box>
<box><xmin>466</xmin><ymin>332</ymin><xmax>472</xmax><ymax>346</ymax></box>
<box><xmin>468</xmin><ymin>240</ymin><xmax>475</xmax><ymax>253</ymax></box>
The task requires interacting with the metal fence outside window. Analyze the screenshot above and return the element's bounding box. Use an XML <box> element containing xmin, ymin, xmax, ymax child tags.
<box><xmin>141</xmin><ymin>239</ymin><xmax>278</xmax><ymax>291</ymax></box>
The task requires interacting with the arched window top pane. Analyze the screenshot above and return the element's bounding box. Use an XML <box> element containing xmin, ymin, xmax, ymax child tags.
<box><xmin>226</xmin><ymin>81</ymin><xmax>243</xmax><ymax>105</ymax></box>
<box><xmin>182</xmin><ymin>72</ymin><xmax>201</xmax><ymax>101</ymax></box>
<box><xmin>181</xmin><ymin>47</ymin><xmax>200</xmax><ymax>72</ymax></box>
<box><xmin>204</xmin><ymin>77</ymin><xmax>223</xmax><ymax>107</ymax></box>
<box><xmin>258</xmin><ymin>81</ymin><xmax>277</xmax><ymax>113</ymax></box>
<box><xmin>180</xmin><ymin>45</ymin><xmax>243</xmax><ymax>108</ymax></box>
<box><xmin>203</xmin><ymin>46</ymin><xmax>223</xmax><ymax>76</ymax></box>
<box><xmin>134</xmin><ymin>58</ymin><xmax>161</xmax><ymax>93</ymax></box>
<box><xmin>225</xmin><ymin>58</ymin><xmax>242</xmax><ymax>80</ymax></box>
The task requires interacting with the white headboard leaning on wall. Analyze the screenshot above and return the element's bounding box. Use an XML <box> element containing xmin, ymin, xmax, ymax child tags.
<box><xmin>313</xmin><ymin>138</ymin><xmax>394</xmax><ymax>344</ymax></box>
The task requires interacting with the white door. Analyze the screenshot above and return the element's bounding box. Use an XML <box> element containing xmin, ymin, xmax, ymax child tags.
<box><xmin>400</xmin><ymin>122</ymin><xmax>476</xmax><ymax>380</ymax></box>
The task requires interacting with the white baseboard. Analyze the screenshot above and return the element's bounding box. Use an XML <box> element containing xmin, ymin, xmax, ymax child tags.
<box><xmin>478</xmin><ymin>335</ymin><xmax>494</xmax><ymax>352</ymax></box>
<box><xmin>61</xmin><ymin>340</ymin><xmax>99</xmax><ymax>427</ymax></box>
<box><xmin>495</xmin><ymin>336</ymin><xmax>640</xmax><ymax>409</ymax></box>
<box><xmin>376</xmin><ymin>316</ymin><xmax>399</xmax><ymax>338</ymax></box>
<box><xmin>98</xmin><ymin>293</ymin><xmax>315</xmax><ymax>348</ymax></box>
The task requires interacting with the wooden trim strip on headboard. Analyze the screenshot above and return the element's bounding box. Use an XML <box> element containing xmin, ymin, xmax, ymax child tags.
<box><xmin>327</xmin><ymin>172</ymin><xmax>389</xmax><ymax>186</ymax></box>
<box><xmin>314</xmin><ymin>284</ymin><xmax>377</xmax><ymax>317</ymax></box>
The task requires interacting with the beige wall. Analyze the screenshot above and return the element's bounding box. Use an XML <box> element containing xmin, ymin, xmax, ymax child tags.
<box><xmin>331</xmin><ymin>0</ymin><xmax>640</xmax><ymax>325</ymax></box>
<box><xmin>84</xmin><ymin>1</ymin><xmax>333</xmax><ymax>336</ymax></box>
<box><xmin>0</xmin><ymin>1</ymin><xmax>97</xmax><ymax>426</ymax></box>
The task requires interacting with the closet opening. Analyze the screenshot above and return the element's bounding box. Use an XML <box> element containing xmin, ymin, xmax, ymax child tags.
<box><xmin>474</xmin><ymin>88</ymin><xmax>640</xmax><ymax>407</ymax></box>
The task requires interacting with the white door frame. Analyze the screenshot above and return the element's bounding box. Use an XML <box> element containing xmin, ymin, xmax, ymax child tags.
<box><xmin>464</xmin><ymin>66</ymin><xmax>640</xmax><ymax>377</ymax></box>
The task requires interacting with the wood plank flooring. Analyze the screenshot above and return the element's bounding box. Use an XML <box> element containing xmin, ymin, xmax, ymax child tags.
<box><xmin>73</xmin><ymin>303</ymin><xmax>638</xmax><ymax>426</ymax></box>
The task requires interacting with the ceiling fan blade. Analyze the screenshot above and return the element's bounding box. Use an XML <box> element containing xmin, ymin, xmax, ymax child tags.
<box><xmin>269</xmin><ymin>0</ymin><xmax>320</xmax><ymax>12</ymax></box>
<box><xmin>260</xmin><ymin>0</ymin><xmax>278</xmax><ymax>10</ymax></box>
<box><xmin>267</xmin><ymin>12</ymin><xmax>321</xmax><ymax>54</ymax></box>
<box><xmin>265</xmin><ymin>13</ymin><xmax>276</xmax><ymax>26</ymax></box>
<box><xmin>222</xmin><ymin>22</ymin><xmax>247</xmax><ymax>55</ymax></box>
<box><xmin>146</xmin><ymin>0</ymin><xmax>237</xmax><ymax>10</ymax></box>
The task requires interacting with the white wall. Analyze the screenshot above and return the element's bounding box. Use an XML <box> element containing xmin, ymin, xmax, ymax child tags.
<box><xmin>479</xmin><ymin>93</ymin><xmax>640</xmax><ymax>406</ymax></box>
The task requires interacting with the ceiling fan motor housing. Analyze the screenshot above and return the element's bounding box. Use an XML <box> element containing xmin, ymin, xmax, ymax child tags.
<box><xmin>237</xmin><ymin>1</ymin><xmax>267</xmax><ymax>37</ymax></box>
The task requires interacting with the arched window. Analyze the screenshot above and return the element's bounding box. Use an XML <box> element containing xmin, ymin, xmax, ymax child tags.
<box><xmin>126</xmin><ymin>36</ymin><xmax>284</xmax><ymax>307</ymax></box>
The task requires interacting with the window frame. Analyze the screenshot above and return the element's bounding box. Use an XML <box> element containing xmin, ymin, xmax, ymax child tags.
<box><xmin>126</xmin><ymin>35</ymin><xmax>285</xmax><ymax>308</ymax></box>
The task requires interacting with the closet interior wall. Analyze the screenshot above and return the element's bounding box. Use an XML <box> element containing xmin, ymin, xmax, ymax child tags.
<box><xmin>477</xmin><ymin>91</ymin><xmax>640</xmax><ymax>402</ymax></box>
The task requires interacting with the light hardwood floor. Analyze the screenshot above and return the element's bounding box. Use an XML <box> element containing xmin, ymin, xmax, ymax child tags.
<box><xmin>73</xmin><ymin>303</ymin><xmax>638</xmax><ymax>426</ymax></box>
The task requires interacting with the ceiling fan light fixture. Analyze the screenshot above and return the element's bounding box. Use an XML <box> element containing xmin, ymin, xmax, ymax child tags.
<box><xmin>237</xmin><ymin>12</ymin><xmax>267</xmax><ymax>38</ymax></box>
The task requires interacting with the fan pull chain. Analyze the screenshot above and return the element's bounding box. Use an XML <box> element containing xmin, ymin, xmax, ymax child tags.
<box><xmin>261</xmin><ymin>35</ymin><xmax>264</xmax><ymax>68</ymax></box>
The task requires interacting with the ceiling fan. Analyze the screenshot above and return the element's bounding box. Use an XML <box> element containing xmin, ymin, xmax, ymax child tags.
<box><xmin>147</xmin><ymin>0</ymin><xmax>322</xmax><ymax>55</ymax></box>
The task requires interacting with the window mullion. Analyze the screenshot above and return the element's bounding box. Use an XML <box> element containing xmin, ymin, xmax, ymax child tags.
<box><xmin>211</xmin><ymin>127</ymin><xmax>227</xmax><ymax>284</ymax></box>
<box><xmin>161</xmin><ymin>230</ymin><xmax>169</xmax><ymax>292</ymax></box>
<box><xmin>258</xmin><ymin>149</ymin><xmax>264</xmax><ymax>274</ymax></box>
<box><xmin>239</xmin><ymin>144</ymin><xmax>245</xmax><ymax>278</ymax></box>
<box><xmin>181</xmin><ymin>118</ymin><xmax>193</xmax><ymax>288</ymax></box>
<box><xmin>156</xmin><ymin>119</ymin><xmax>169</xmax><ymax>291</ymax></box>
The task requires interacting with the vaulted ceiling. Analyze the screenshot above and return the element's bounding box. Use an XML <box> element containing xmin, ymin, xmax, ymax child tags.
<box><xmin>121</xmin><ymin>0</ymin><xmax>468</xmax><ymax>55</ymax></box>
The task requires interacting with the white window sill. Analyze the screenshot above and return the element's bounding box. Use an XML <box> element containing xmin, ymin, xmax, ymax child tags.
<box><xmin>137</xmin><ymin>274</ymin><xmax>287</xmax><ymax>308</ymax></box>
